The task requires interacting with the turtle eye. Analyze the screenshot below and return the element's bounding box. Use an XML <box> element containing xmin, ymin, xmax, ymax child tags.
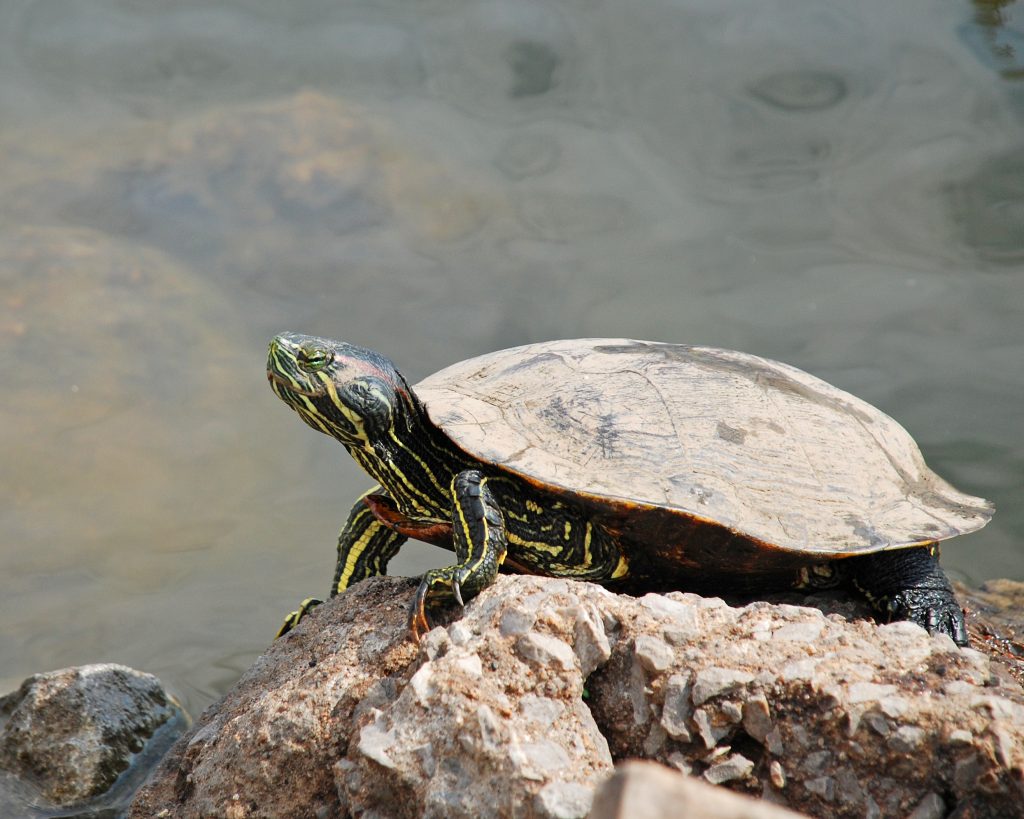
<box><xmin>299</xmin><ymin>346</ymin><xmax>331</xmax><ymax>371</ymax></box>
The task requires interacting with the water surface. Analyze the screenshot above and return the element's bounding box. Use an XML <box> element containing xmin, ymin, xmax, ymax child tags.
<box><xmin>1</xmin><ymin>0</ymin><xmax>1022</xmax><ymax>715</ymax></box>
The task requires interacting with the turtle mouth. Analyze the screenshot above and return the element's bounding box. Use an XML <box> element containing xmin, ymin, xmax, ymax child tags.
<box><xmin>266</xmin><ymin>369</ymin><xmax>324</xmax><ymax>399</ymax></box>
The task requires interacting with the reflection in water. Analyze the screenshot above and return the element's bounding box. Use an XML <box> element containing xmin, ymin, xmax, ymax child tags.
<box><xmin>948</xmin><ymin>150</ymin><xmax>1024</xmax><ymax>265</ymax></box>
<box><xmin>747</xmin><ymin>70</ymin><xmax>848</xmax><ymax>111</ymax></box>
<box><xmin>969</xmin><ymin>0</ymin><xmax>1024</xmax><ymax>79</ymax></box>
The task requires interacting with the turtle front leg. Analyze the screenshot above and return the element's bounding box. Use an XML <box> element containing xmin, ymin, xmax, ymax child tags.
<box><xmin>277</xmin><ymin>487</ymin><xmax>407</xmax><ymax>638</ymax></box>
<box><xmin>409</xmin><ymin>470</ymin><xmax>507</xmax><ymax>640</ymax></box>
<box><xmin>846</xmin><ymin>545</ymin><xmax>968</xmax><ymax>646</ymax></box>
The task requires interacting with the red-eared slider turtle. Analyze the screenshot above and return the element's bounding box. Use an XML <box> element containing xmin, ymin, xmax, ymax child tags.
<box><xmin>267</xmin><ymin>335</ymin><xmax>993</xmax><ymax>645</ymax></box>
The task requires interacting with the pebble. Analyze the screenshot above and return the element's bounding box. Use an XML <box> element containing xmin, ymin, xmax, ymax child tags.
<box><xmin>357</xmin><ymin>711</ymin><xmax>397</xmax><ymax>769</ymax></box>
<box><xmin>420</xmin><ymin>628</ymin><xmax>451</xmax><ymax>660</ymax></box>
<box><xmin>691</xmin><ymin>667</ymin><xmax>754</xmax><ymax>706</ymax></box>
<box><xmin>408</xmin><ymin>662</ymin><xmax>437</xmax><ymax>706</ymax></box>
<box><xmin>742</xmin><ymin>694</ymin><xmax>773</xmax><ymax>743</ymax></box>
<box><xmin>779</xmin><ymin>659</ymin><xmax>819</xmax><ymax>682</ymax></box>
<box><xmin>520</xmin><ymin>695</ymin><xmax>564</xmax><ymax>725</ymax></box>
<box><xmin>572</xmin><ymin>605</ymin><xmax>611</xmax><ymax>676</ymax></box>
<box><xmin>659</xmin><ymin>674</ymin><xmax>694</xmax><ymax>741</ymax></box>
<box><xmin>769</xmin><ymin>760</ymin><xmax>786</xmax><ymax>789</ymax></box>
<box><xmin>500</xmin><ymin>608</ymin><xmax>537</xmax><ymax>637</ymax></box>
<box><xmin>907</xmin><ymin>792</ymin><xmax>946</xmax><ymax>819</ymax></box>
<box><xmin>693</xmin><ymin>708</ymin><xmax>732</xmax><ymax>749</ymax></box>
<box><xmin>634</xmin><ymin>635</ymin><xmax>675</xmax><ymax>674</ymax></box>
<box><xmin>450</xmin><ymin>652</ymin><xmax>483</xmax><ymax>678</ymax></box>
<box><xmin>888</xmin><ymin>725</ymin><xmax>925</xmax><ymax>753</ymax></box>
<box><xmin>517</xmin><ymin>633</ymin><xmax>576</xmax><ymax>671</ymax></box>
<box><xmin>847</xmin><ymin>682</ymin><xmax>898</xmax><ymax>704</ymax></box>
<box><xmin>535</xmin><ymin>781</ymin><xmax>594</xmax><ymax>819</ymax></box>
<box><xmin>802</xmin><ymin>751</ymin><xmax>831</xmax><ymax>774</ymax></box>
<box><xmin>804</xmin><ymin>775</ymin><xmax>836</xmax><ymax>802</ymax></box>
<box><xmin>703</xmin><ymin>753</ymin><xmax>754</xmax><ymax>785</ymax></box>
<box><xmin>772</xmin><ymin>622</ymin><xmax>823</xmax><ymax>643</ymax></box>
<box><xmin>877</xmin><ymin>697</ymin><xmax>909</xmax><ymax>719</ymax></box>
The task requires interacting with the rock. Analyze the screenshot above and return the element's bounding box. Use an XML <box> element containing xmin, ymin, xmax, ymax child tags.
<box><xmin>0</xmin><ymin>664</ymin><xmax>187</xmax><ymax>813</ymax></box>
<box><xmin>130</xmin><ymin>575</ymin><xmax>1024</xmax><ymax>818</ymax></box>
<box><xmin>590</xmin><ymin>760</ymin><xmax>805</xmax><ymax>819</ymax></box>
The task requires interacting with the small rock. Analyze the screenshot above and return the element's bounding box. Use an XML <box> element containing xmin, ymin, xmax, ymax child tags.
<box><xmin>769</xmin><ymin>760</ymin><xmax>786</xmax><ymax>789</ymax></box>
<box><xmin>0</xmin><ymin>664</ymin><xmax>186</xmax><ymax>808</ymax></box>
<box><xmin>356</xmin><ymin>711</ymin><xmax>397</xmax><ymax>769</ymax></box>
<box><xmin>660</xmin><ymin>674</ymin><xmax>694</xmax><ymax>741</ymax></box>
<box><xmin>847</xmin><ymin>682</ymin><xmax>898</xmax><ymax>704</ymax></box>
<box><xmin>535</xmin><ymin>781</ymin><xmax>594</xmax><ymax>819</ymax></box>
<box><xmin>408</xmin><ymin>662</ymin><xmax>436</xmax><ymax>705</ymax></box>
<box><xmin>573</xmin><ymin>606</ymin><xmax>612</xmax><ymax>676</ymax></box>
<box><xmin>888</xmin><ymin>725</ymin><xmax>925</xmax><ymax>753</ymax></box>
<box><xmin>771</xmin><ymin>622</ymin><xmax>823</xmax><ymax>643</ymax></box>
<box><xmin>779</xmin><ymin>659</ymin><xmax>819</xmax><ymax>682</ymax></box>
<box><xmin>450</xmin><ymin>652</ymin><xmax>483</xmax><ymax>678</ymax></box>
<box><xmin>802</xmin><ymin>751</ymin><xmax>831</xmax><ymax>774</ymax></box>
<box><xmin>420</xmin><ymin>627</ymin><xmax>451</xmax><ymax>659</ymax></box>
<box><xmin>742</xmin><ymin>694</ymin><xmax>773</xmax><ymax>743</ymax></box>
<box><xmin>704</xmin><ymin>754</ymin><xmax>754</xmax><ymax>785</ymax></box>
<box><xmin>691</xmin><ymin>668</ymin><xmax>754</xmax><ymax>706</ymax></box>
<box><xmin>805</xmin><ymin>775</ymin><xmax>836</xmax><ymax>802</ymax></box>
<box><xmin>591</xmin><ymin>760</ymin><xmax>805</xmax><ymax>819</ymax></box>
<box><xmin>517</xmin><ymin>633</ymin><xmax>576</xmax><ymax>671</ymax></box>
<box><xmin>500</xmin><ymin>607</ymin><xmax>537</xmax><ymax>636</ymax></box>
<box><xmin>907</xmin><ymin>792</ymin><xmax>946</xmax><ymax>819</ymax></box>
<box><xmin>693</xmin><ymin>708</ymin><xmax>733</xmax><ymax>749</ymax></box>
<box><xmin>520</xmin><ymin>695</ymin><xmax>564</xmax><ymax>725</ymax></box>
<box><xmin>635</xmin><ymin>635</ymin><xmax>675</xmax><ymax>674</ymax></box>
<box><xmin>877</xmin><ymin>696</ymin><xmax>909</xmax><ymax>719</ymax></box>
<box><xmin>862</xmin><ymin>712</ymin><xmax>891</xmax><ymax>737</ymax></box>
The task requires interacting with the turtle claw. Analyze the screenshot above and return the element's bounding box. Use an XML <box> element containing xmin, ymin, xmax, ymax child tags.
<box><xmin>452</xmin><ymin>577</ymin><xmax>465</xmax><ymax>607</ymax></box>
<box><xmin>276</xmin><ymin>597</ymin><xmax>324</xmax><ymax>639</ymax></box>
<box><xmin>408</xmin><ymin>582</ymin><xmax>434</xmax><ymax>642</ymax></box>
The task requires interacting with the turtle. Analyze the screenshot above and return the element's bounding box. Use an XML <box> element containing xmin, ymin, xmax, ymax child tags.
<box><xmin>266</xmin><ymin>334</ymin><xmax>994</xmax><ymax>645</ymax></box>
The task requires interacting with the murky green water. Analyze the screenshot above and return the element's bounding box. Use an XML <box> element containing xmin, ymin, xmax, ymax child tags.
<box><xmin>1</xmin><ymin>0</ymin><xmax>1022</xmax><ymax>716</ymax></box>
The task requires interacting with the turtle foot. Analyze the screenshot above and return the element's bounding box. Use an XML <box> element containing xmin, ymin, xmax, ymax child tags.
<box><xmin>884</xmin><ymin>588</ymin><xmax>968</xmax><ymax>647</ymax></box>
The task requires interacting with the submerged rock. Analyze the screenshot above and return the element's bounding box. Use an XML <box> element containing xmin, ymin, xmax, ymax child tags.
<box><xmin>130</xmin><ymin>575</ymin><xmax>1024</xmax><ymax>818</ymax></box>
<box><xmin>0</xmin><ymin>663</ymin><xmax>187</xmax><ymax>815</ymax></box>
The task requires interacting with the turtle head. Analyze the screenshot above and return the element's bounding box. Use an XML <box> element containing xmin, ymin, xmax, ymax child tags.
<box><xmin>267</xmin><ymin>332</ymin><xmax>410</xmax><ymax>448</ymax></box>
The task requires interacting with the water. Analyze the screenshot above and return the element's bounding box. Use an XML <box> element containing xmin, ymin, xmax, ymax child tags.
<box><xmin>0</xmin><ymin>0</ymin><xmax>1021</xmax><ymax>717</ymax></box>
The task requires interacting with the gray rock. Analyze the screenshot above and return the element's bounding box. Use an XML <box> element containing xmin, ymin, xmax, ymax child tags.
<box><xmin>535</xmin><ymin>780</ymin><xmax>594</xmax><ymax>819</ymax></box>
<box><xmin>691</xmin><ymin>667</ymin><xmax>754</xmax><ymax>706</ymax></box>
<box><xmin>659</xmin><ymin>674</ymin><xmax>693</xmax><ymax>741</ymax></box>
<box><xmin>742</xmin><ymin>694</ymin><xmax>773</xmax><ymax>743</ymax></box>
<box><xmin>0</xmin><ymin>664</ymin><xmax>186</xmax><ymax>810</ymax></box>
<box><xmin>591</xmin><ymin>760</ymin><xmax>805</xmax><ymax>819</ymax></box>
<box><xmin>517</xmin><ymin>632</ymin><xmax>577</xmax><ymax>671</ymax></box>
<box><xmin>703</xmin><ymin>754</ymin><xmax>754</xmax><ymax>785</ymax></box>
<box><xmin>634</xmin><ymin>635</ymin><xmax>675</xmax><ymax>674</ymax></box>
<box><xmin>128</xmin><ymin>575</ymin><xmax>1024</xmax><ymax>819</ymax></box>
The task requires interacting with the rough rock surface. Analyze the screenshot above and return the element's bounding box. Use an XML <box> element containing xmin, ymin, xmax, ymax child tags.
<box><xmin>959</xmin><ymin>579</ymin><xmax>1024</xmax><ymax>688</ymax></box>
<box><xmin>591</xmin><ymin>760</ymin><xmax>805</xmax><ymax>819</ymax></box>
<box><xmin>130</xmin><ymin>576</ymin><xmax>1024</xmax><ymax>818</ymax></box>
<box><xmin>0</xmin><ymin>663</ymin><xmax>186</xmax><ymax>810</ymax></box>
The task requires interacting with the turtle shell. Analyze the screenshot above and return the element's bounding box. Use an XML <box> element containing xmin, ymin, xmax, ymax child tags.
<box><xmin>414</xmin><ymin>339</ymin><xmax>993</xmax><ymax>556</ymax></box>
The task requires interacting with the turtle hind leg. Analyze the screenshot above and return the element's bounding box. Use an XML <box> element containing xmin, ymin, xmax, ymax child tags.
<box><xmin>846</xmin><ymin>545</ymin><xmax>968</xmax><ymax>647</ymax></box>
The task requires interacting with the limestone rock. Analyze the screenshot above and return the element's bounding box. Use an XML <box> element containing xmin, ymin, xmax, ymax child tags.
<box><xmin>0</xmin><ymin>664</ymin><xmax>186</xmax><ymax>811</ymax></box>
<box><xmin>591</xmin><ymin>760</ymin><xmax>805</xmax><ymax>819</ymax></box>
<box><xmin>130</xmin><ymin>576</ymin><xmax>1024</xmax><ymax>818</ymax></box>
